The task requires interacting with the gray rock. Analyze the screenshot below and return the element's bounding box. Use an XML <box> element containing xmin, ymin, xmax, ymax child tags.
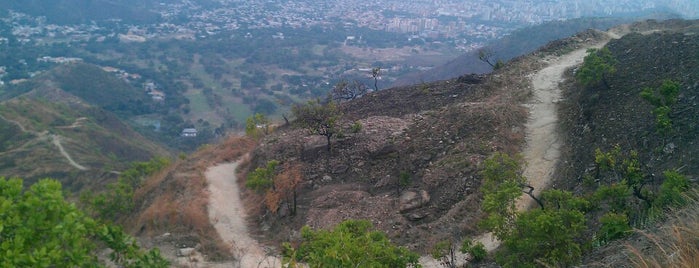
<box><xmin>177</xmin><ymin>248</ymin><xmax>196</xmax><ymax>257</ymax></box>
<box><xmin>321</xmin><ymin>175</ymin><xmax>332</xmax><ymax>183</ymax></box>
<box><xmin>399</xmin><ymin>190</ymin><xmax>430</xmax><ymax>212</ymax></box>
<box><xmin>408</xmin><ymin>213</ymin><xmax>428</xmax><ymax>221</ymax></box>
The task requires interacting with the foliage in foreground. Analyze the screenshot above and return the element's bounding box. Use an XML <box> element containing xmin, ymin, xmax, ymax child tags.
<box><xmin>479</xmin><ymin>150</ymin><xmax>691</xmax><ymax>268</ymax></box>
<box><xmin>0</xmin><ymin>178</ymin><xmax>168</xmax><ymax>267</ymax></box>
<box><xmin>81</xmin><ymin>157</ymin><xmax>171</xmax><ymax>221</ymax></box>
<box><xmin>282</xmin><ymin>220</ymin><xmax>420</xmax><ymax>268</ymax></box>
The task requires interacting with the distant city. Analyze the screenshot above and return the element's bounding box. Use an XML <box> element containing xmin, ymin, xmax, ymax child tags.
<box><xmin>4</xmin><ymin>0</ymin><xmax>698</xmax><ymax>48</ymax></box>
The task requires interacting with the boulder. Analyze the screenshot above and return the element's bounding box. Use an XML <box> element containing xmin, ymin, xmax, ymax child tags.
<box><xmin>177</xmin><ymin>248</ymin><xmax>196</xmax><ymax>257</ymax></box>
<box><xmin>399</xmin><ymin>190</ymin><xmax>430</xmax><ymax>212</ymax></box>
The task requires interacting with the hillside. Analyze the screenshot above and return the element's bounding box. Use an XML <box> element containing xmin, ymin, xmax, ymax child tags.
<box><xmin>391</xmin><ymin>14</ymin><xmax>678</xmax><ymax>87</ymax></box>
<box><xmin>240</xmin><ymin>19</ymin><xmax>698</xmax><ymax>265</ymax></box>
<box><xmin>0</xmin><ymin>65</ymin><xmax>169</xmax><ymax>192</ymax></box>
<box><xmin>241</xmin><ymin>29</ymin><xmax>611</xmax><ymax>255</ymax></box>
<box><xmin>557</xmin><ymin>19</ymin><xmax>699</xmax><ymax>188</ymax></box>
<box><xmin>0</xmin><ymin>0</ymin><xmax>161</xmax><ymax>24</ymax></box>
<box><xmin>555</xmin><ymin>19</ymin><xmax>699</xmax><ymax>266</ymax></box>
<box><xmin>119</xmin><ymin>19</ymin><xmax>699</xmax><ymax>267</ymax></box>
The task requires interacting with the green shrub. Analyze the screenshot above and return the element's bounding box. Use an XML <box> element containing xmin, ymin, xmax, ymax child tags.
<box><xmin>654</xmin><ymin>170</ymin><xmax>689</xmax><ymax>209</ymax></box>
<box><xmin>245</xmin><ymin>160</ymin><xmax>278</xmax><ymax>192</ymax></box>
<box><xmin>284</xmin><ymin>220</ymin><xmax>419</xmax><ymax>267</ymax></box>
<box><xmin>350</xmin><ymin>120</ymin><xmax>362</xmax><ymax>133</ymax></box>
<box><xmin>598</xmin><ymin>212</ymin><xmax>632</xmax><ymax>242</ymax></box>
<box><xmin>461</xmin><ymin>240</ymin><xmax>487</xmax><ymax>262</ymax></box>
<box><xmin>576</xmin><ymin>47</ymin><xmax>616</xmax><ymax>87</ymax></box>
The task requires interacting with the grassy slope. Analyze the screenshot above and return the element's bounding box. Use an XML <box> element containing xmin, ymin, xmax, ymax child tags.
<box><xmin>0</xmin><ymin>64</ymin><xmax>169</xmax><ymax>192</ymax></box>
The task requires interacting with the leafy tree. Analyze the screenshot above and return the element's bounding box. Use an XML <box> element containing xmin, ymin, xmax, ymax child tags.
<box><xmin>640</xmin><ymin>79</ymin><xmax>681</xmax><ymax>136</ymax></box>
<box><xmin>292</xmin><ymin>99</ymin><xmax>342</xmax><ymax>151</ymax></box>
<box><xmin>245</xmin><ymin>160</ymin><xmax>279</xmax><ymax>193</ymax></box>
<box><xmin>331</xmin><ymin>79</ymin><xmax>368</xmax><ymax>102</ymax></box>
<box><xmin>479</xmin><ymin>152</ymin><xmax>526</xmax><ymax>238</ymax></box>
<box><xmin>479</xmin><ymin>153</ymin><xmax>589</xmax><ymax>267</ymax></box>
<box><xmin>496</xmin><ymin>202</ymin><xmax>587</xmax><ymax>268</ymax></box>
<box><xmin>0</xmin><ymin>178</ymin><xmax>168</xmax><ymax>267</ymax></box>
<box><xmin>283</xmin><ymin>220</ymin><xmax>420</xmax><ymax>267</ymax></box>
<box><xmin>576</xmin><ymin>47</ymin><xmax>616</xmax><ymax>88</ymax></box>
<box><xmin>461</xmin><ymin>240</ymin><xmax>487</xmax><ymax>262</ymax></box>
<box><xmin>245</xmin><ymin>113</ymin><xmax>270</xmax><ymax>139</ymax></box>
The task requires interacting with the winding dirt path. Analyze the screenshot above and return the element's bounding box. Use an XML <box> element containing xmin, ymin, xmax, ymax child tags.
<box><xmin>517</xmin><ymin>45</ymin><xmax>601</xmax><ymax>210</ymax></box>
<box><xmin>206</xmin><ymin>162</ymin><xmax>281</xmax><ymax>268</ymax></box>
<box><xmin>0</xmin><ymin>113</ymin><xmax>88</xmax><ymax>170</ymax></box>
<box><xmin>419</xmin><ymin>34</ymin><xmax>618</xmax><ymax>267</ymax></box>
<box><xmin>51</xmin><ymin>134</ymin><xmax>88</xmax><ymax>171</ymax></box>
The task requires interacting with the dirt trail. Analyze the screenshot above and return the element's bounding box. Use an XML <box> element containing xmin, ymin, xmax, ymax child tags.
<box><xmin>51</xmin><ymin>134</ymin><xmax>88</xmax><ymax>171</ymax></box>
<box><xmin>206</xmin><ymin>162</ymin><xmax>281</xmax><ymax>268</ymax></box>
<box><xmin>517</xmin><ymin>45</ymin><xmax>603</xmax><ymax>210</ymax></box>
<box><xmin>419</xmin><ymin>34</ymin><xmax>617</xmax><ymax>267</ymax></box>
<box><xmin>0</xmin><ymin>113</ymin><xmax>88</xmax><ymax>170</ymax></box>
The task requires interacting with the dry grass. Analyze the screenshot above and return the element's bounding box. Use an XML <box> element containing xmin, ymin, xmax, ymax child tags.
<box><xmin>128</xmin><ymin>135</ymin><xmax>256</xmax><ymax>260</ymax></box>
<box><xmin>627</xmin><ymin>193</ymin><xmax>699</xmax><ymax>268</ymax></box>
<box><xmin>134</xmin><ymin>161</ymin><xmax>179</xmax><ymax>200</ymax></box>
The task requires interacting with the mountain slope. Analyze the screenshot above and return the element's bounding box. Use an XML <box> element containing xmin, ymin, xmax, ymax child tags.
<box><xmin>0</xmin><ymin>65</ymin><xmax>169</xmax><ymax>192</ymax></box>
<box><xmin>233</xmin><ymin>19</ymin><xmax>698</xmax><ymax>265</ymax></box>
<box><xmin>241</xmin><ymin>29</ymin><xmax>613</xmax><ymax>256</ymax></box>
<box><xmin>391</xmin><ymin>15</ymin><xmax>677</xmax><ymax>87</ymax></box>
<box><xmin>557</xmin><ymin>19</ymin><xmax>699</xmax><ymax>190</ymax></box>
<box><xmin>118</xmin><ymin>19</ymin><xmax>699</xmax><ymax>266</ymax></box>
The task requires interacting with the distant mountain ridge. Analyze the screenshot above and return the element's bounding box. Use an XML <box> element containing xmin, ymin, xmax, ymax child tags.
<box><xmin>391</xmin><ymin>14</ymin><xmax>679</xmax><ymax>87</ymax></box>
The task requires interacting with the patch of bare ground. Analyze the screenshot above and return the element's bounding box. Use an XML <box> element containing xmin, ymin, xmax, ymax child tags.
<box><xmin>127</xmin><ymin>135</ymin><xmax>256</xmax><ymax>265</ymax></box>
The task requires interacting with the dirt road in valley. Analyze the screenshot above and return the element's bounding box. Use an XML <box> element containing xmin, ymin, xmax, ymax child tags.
<box><xmin>206</xmin><ymin>162</ymin><xmax>281</xmax><ymax>268</ymax></box>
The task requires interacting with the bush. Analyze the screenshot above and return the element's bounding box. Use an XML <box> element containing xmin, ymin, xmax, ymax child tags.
<box><xmin>461</xmin><ymin>240</ymin><xmax>487</xmax><ymax>262</ymax></box>
<box><xmin>598</xmin><ymin>212</ymin><xmax>632</xmax><ymax>242</ymax></box>
<box><xmin>350</xmin><ymin>120</ymin><xmax>362</xmax><ymax>133</ymax></box>
<box><xmin>245</xmin><ymin>160</ymin><xmax>278</xmax><ymax>192</ymax></box>
<box><xmin>654</xmin><ymin>170</ymin><xmax>689</xmax><ymax>209</ymax></box>
<box><xmin>283</xmin><ymin>220</ymin><xmax>419</xmax><ymax>267</ymax></box>
<box><xmin>576</xmin><ymin>47</ymin><xmax>616</xmax><ymax>87</ymax></box>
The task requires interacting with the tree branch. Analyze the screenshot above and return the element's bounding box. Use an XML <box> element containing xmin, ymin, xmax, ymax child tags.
<box><xmin>521</xmin><ymin>184</ymin><xmax>545</xmax><ymax>210</ymax></box>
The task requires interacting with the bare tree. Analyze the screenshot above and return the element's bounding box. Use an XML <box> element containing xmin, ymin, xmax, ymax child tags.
<box><xmin>478</xmin><ymin>48</ymin><xmax>504</xmax><ymax>70</ymax></box>
<box><xmin>292</xmin><ymin>99</ymin><xmax>341</xmax><ymax>151</ymax></box>
<box><xmin>331</xmin><ymin>79</ymin><xmax>368</xmax><ymax>102</ymax></box>
<box><xmin>371</xmin><ymin>67</ymin><xmax>381</xmax><ymax>91</ymax></box>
